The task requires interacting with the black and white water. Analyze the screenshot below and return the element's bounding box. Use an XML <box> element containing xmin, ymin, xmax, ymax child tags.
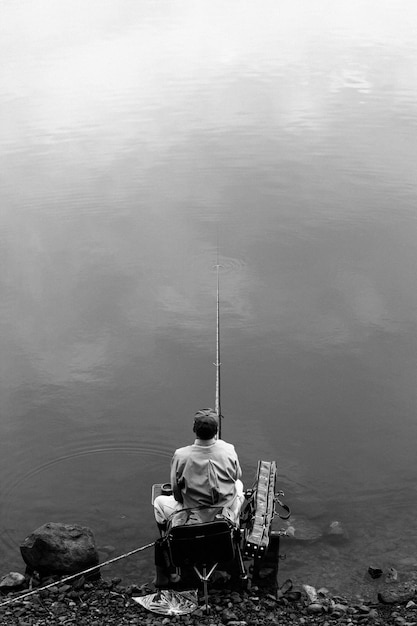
<box><xmin>1</xmin><ymin>0</ymin><xmax>417</xmax><ymax>597</ymax></box>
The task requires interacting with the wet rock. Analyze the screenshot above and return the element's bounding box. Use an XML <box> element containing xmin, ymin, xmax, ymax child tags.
<box><xmin>386</xmin><ymin>567</ymin><xmax>399</xmax><ymax>583</ymax></box>
<box><xmin>302</xmin><ymin>584</ymin><xmax>318</xmax><ymax>603</ymax></box>
<box><xmin>278</xmin><ymin>578</ymin><xmax>293</xmax><ymax>596</ymax></box>
<box><xmin>211</xmin><ymin>569</ymin><xmax>231</xmax><ymax>585</ymax></box>
<box><xmin>378</xmin><ymin>588</ymin><xmax>416</xmax><ymax>604</ymax></box>
<box><xmin>221</xmin><ymin>607</ymin><xmax>238</xmax><ymax>621</ymax></box>
<box><xmin>331</xmin><ymin>607</ymin><xmax>346</xmax><ymax>617</ymax></box>
<box><xmin>283</xmin><ymin>516</ymin><xmax>323</xmax><ymax>542</ymax></box>
<box><xmin>2</xmin><ymin>572</ymin><xmax>417</xmax><ymax>626</ymax></box>
<box><xmin>72</xmin><ymin>575</ymin><xmax>86</xmax><ymax>590</ymax></box>
<box><xmin>230</xmin><ymin>591</ymin><xmax>244</xmax><ymax>603</ymax></box>
<box><xmin>279</xmin><ymin>590</ymin><xmax>301</xmax><ymax>603</ymax></box>
<box><xmin>307</xmin><ymin>603</ymin><xmax>323</xmax><ymax>614</ymax></box>
<box><xmin>368</xmin><ymin>565</ymin><xmax>383</xmax><ymax>579</ymax></box>
<box><xmin>325</xmin><ymin>520</ymin><xmax>349</xmax><ymax>542</ymax></box>
<box><xmin>262</xmin><ymin>596</ymin><xmax>278</xmax><ymax>610</ymax></box>
<box><xmin>0</xmin><ymin>571</ymin><xmax>26</xmax><ymax>589</ymax></box>
<box><xmin>20</xmin><ymin>522</ymin><xmax>99</xmax><ymax>576</ymax></box>
<box><xmin>317</xmin><ymin>587</ymin><xmax>331</xmax><ymax>598</ymax></box>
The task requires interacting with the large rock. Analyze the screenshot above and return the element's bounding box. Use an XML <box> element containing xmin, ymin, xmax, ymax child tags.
<box><xmin>20</xmin><ymin>522</ymin><xmax>99</xmax><ymax>576</ymax></box>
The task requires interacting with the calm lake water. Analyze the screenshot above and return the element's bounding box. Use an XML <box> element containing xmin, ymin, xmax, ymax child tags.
<box><xmin>1</xmin><ymin>0</ymin><xmax>417</xmax><ymax>598</ymax></box>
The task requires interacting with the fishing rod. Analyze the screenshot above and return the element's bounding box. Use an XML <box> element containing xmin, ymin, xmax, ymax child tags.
<box><xmin>214</xmin><ymin>259</ymin><xmax>222</xmax><ymax>439</ymax></box>
<box><xmin>0</xmin><ymin>541</ymin><xmax>155</xmax><ymax>609</ymax></box>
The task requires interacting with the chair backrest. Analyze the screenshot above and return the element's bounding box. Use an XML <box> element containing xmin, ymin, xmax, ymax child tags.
<box><xmin>167</xmin><ymin>519</ymin><xmax>235</xmax><ymax>567</ymax></box>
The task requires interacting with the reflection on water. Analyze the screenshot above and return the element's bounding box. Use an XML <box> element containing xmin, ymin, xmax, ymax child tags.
<box><xmin>1</xmin><ymin>0</ymin><xmax>417</xmax><ymax>595</ymax></box>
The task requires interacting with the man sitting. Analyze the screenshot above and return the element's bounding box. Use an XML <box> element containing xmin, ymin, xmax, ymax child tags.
<box><xmin>154</xmin><ymin>409</ymin><xmax>244</xmax><ymax>528</ymax></box>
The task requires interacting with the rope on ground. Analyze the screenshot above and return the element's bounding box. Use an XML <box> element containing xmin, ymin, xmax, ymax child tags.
<box><xmin>0</xmin><ymin>540</ymin><xmax>155</xmax><ymax>609</ymax></box>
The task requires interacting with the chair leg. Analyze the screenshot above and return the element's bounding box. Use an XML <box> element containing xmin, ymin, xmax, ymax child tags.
<box><xmin>193</xmin><ymin>563</ymin><xmax>218</xmax><ymax>614</ymax></box>
<box><xmin>235</xmin><ymin>542</ymin><xmax>248</xmax><ymax>581</ymax></box>
<box><xmin>202</xmin><ymin>566</ymin><xmax>209</xmax><ymax>614</ymax></box>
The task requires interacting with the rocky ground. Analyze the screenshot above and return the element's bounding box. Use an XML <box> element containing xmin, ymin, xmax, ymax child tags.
<box><xmin>0</xmin><ymin>574</ymin><xmax>416</xmax><ymax>626</ymax></box>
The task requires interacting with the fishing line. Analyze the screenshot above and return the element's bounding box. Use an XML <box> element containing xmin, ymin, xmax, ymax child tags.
<box><xmin>0</xmin><ymin>541</ymin><xmax>155</xmax><ymax>609</ymax></box>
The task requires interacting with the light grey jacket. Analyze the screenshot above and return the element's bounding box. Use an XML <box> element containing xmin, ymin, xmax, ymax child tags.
<box><xmin>170</xmin><ymin>439</ymin><xmax>242</xmax><ymax>508</ymax></box>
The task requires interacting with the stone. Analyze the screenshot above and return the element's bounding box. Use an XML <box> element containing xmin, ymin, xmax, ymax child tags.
<box><xmin>303</xmin><ymin>584</ymin><xmax>318</xmax><ymax>603</ymax></box>
<box><xmin>317</xmin><ymin>587</ymin><xmax>331</xmax><ymax>598</ymax></box>
<box><xmin>0</xmin><ymin>571</ymin><xmax>26</xmax><ymax>588</ymax></box>
<box><xmin>20</xmin><ymin>522</ymin><xmax>99</xmax><ymax>576</ymax></box>
<box><xmin>211</xmin><ymin>569</ymin><xmax>231</xmax><ymax>585</ymax></box>
<box><xmin>378</xmin><ymin>588</ymin><xmax>416</xmax><ymax>604</ymax></box>
<box><xmin>368</xmin><ymin>565</ymin><xmax>383</xmax><ymax>579</ymax></box>
<box><xmin>385</xmin><ymin>567</ymin><xmax>399</xmax><ymax>582</ymax></box>
<box><xmin>325</xmin><ymin>520</ymin><xmax>349</xmax><ymax>542</ymax></box>
<box><xmin>283</xmin><ymin>516</ymin><xmax>323</xmax><ymax>542</ymax></box>
<box><xmin>222</xmin><ymin>608</ymin><xmax>238</xmax><ymax>621</ymax></box>
<box><xmin>230</xmin><ymin>592</ymin><xmax>243</xmax><ymax>603</ymax></box>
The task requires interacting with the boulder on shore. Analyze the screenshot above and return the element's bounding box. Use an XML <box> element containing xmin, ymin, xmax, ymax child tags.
<box><xmin>20</xmin><ymin>522</ymin><xmax>99</xmax><ymax>576</ymax></box>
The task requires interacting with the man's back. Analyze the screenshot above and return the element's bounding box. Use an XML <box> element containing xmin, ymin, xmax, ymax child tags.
<box><xmin>171</xmin><ymin>439</ymin><xmax>242</xmax><ymax>509</ymax></box>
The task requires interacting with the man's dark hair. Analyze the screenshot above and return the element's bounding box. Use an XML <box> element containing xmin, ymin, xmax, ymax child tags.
<box><xmin>193</xmin><ymin>409</ymin><xmax>218</xmax><ymax>440</ymax></box>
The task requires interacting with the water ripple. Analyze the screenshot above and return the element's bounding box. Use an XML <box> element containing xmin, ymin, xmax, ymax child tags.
<box><xmin>217</xmin><ymin>255</ymin><xmax>246</xmax><ymax>275</ymax></box>
<box><xmin>0</xmin><ymin>441</ymin><xmax>172</xmax><ymax>553</ymax></box>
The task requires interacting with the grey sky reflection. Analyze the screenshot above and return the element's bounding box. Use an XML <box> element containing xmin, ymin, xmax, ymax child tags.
<box><xmin>1</xmin><ymin>0</ymin><xmax>417</xmax><ymax>385</ymax></box>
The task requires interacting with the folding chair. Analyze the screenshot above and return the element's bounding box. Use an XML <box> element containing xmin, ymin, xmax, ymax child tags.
<box><xmin>166</xmin><ymin>516</ymin><xmax>245</xmax><ymax>612</ymax></box>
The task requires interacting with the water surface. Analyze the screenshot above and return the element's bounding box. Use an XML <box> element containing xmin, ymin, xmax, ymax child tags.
<box><xmin>1</xmin><ymin>0</ymin><xmax>417</xmax><ymax>596</ymax></box>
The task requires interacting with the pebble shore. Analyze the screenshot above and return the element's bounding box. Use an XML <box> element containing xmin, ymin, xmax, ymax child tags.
<box><xmin>1</xmin><ymin>575</ymin><xmax>416</xmax><ymax>626</ymax></box>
